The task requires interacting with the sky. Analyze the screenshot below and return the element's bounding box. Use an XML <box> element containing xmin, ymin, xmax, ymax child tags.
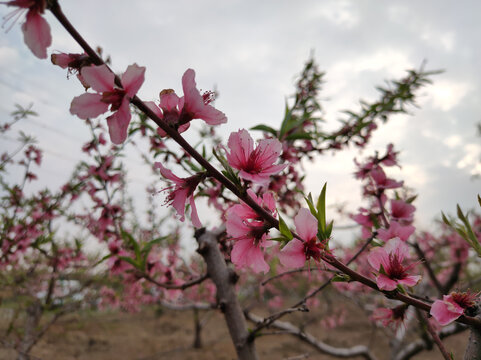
<box><xmin>0</xmin><ymin>0</ymin><xmax>480</xmax><ymax>244</ymax></box>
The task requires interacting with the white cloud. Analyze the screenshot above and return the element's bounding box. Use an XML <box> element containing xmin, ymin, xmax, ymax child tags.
<box><xmin>0</xmin><ymin>46</ymin><xmax>18</xmax><ymax>66</ymax></box>
<box><xmin>443</xmin><ymin>135</ymin><xmax>462</xmax><ymax>148</ymax></box>
<box><xmin>457</xmin><ymin>143</ymin><xmax>481</xmax><ymax>176</ymax></box>
<box><xmin>310</xmin><ymin>0</ymin><xmax>359</xmax><ymax>28</ymax></box>
<box><xmin>424</xmin><ymin>80</ymin><xmax>471</xmax><ymax>111</ymax></box>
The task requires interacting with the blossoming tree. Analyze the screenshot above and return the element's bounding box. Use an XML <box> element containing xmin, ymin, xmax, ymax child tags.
<box><xmin>2</xmin><ymin>1</ymin><xmax>481</xmax><ymax>360</ymax></box>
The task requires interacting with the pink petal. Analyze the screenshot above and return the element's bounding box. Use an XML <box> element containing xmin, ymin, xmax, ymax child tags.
<box><xmin>22</xmin><ymin>11</ymin><xmax>51</xmax><ymax>59</ymax></box>
<box><xmin>256</xmin><ymin>138</ymin><xmax>283</xmax><ymax>165</ymax></box>
<box><xmin>231</xmin><ymin>238</ymin><xmax>269</xmax><ymax>273</ymax></box>
<box><xmin>294</xmin><ymin>208</ymin><xmax>318</xmax><ymax>242</ymax></box>
<box><xmin>278</xmin><ymin>239</ymin><xmax>306</xmax><ymax>268</ymax></box>
<box><xmin>122</xmin><ymin>63</ymin><xmax>146</xmax><ymax>97</ymax></box>
<box><xmin>106</xmin><ymin>99</ymin><xmax>131</xmax><ymax>144</ymax></box>
<box><xmin>159</xmin><ymin>91</ymin><xmax>181</xmax><ymax>111</ymax></box>
<box><xmin>398</xmin><ymin>275</ymin><xmax>421</xmax><ymax>288</ymax></box>
<box><xmin>189</xmin><ymin>196</ymin><xmax>202</xmax><ymax>228</ymax></box>
<box><xmin>385</xmin><ymin>238</ymin><xmax>409</xmax><ymax>262</ymax></box>
<box><xmin>70</xmin><ymin>93</ymin><xmax>109</xmax><ymax>119</ymax></box>
<box><xmin>227</xmin><ymin>129</ymin><xmax>254</xmax><ymax>168</ymax></box>
<box><xmin>367</xmin><ymin>247</ymin><xmax>389</xmax><ymax>272</ymax></box>
<box><xmin>182</xmin><ymin>68</ymin><xmax>203</xmax><ymax>111</ymax></box>
<box><xmin>197</xmin><ymin>104</ymin><xmax>227</xmax><ymax>125</ymax></box>
<box><xmin>376</xmin><ymin>274</ymin><xmax>398</xmax><ymax>291</ymax></box>
<box><xmin>81</xmin><ymin>65</ymin><xmax>115</xmax><ymax>93</ymax></box>
<box><xmin>226</xmin><ymin>213</ymin><xmax>250</xmax><ymax>238</ymax></box>
<box><xmin>153</xmin><ymin>162</ymin><xmax>183</xmax><ymax>184</ymax></box>
<box><xmin>430</xmin><ymin>299</ymin><xmax>464</xmax><ymax>326</ymax></box>
<box><xmin>170</xmin><ymin>188</ymin><xmax>189</xmax><ymax>221</ymax></box>
<box><xmin>144</xmin><ymin>101</ymin><xmax>163</xmax><ymax>119</ymax></box>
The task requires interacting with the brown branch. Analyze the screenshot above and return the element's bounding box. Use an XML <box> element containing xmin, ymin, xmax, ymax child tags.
<box><xmin>246</xmin><ymin>312</ymin><xmax>378</xmax><ymax>360</ymax></box>
<box><xmin>142</xmin><ymin>272</ymin><xmax>209</xmax><ymax>290</ymax></box>
<box><xmin>423</xmin><ymin>313</ymin><xmax>453</xmax><ymax>360</ymax></box>
<box><xmin>410</xmin><ymin>242</ymin><xmax>443</xmax><ymax>296</ymax></box>
<box><xmin>393</xmin><ymin>323</ymin><xmax>466</xmax><ymax>360</ymax></box>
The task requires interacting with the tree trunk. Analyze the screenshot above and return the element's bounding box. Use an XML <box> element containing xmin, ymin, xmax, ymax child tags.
<box><xmin>464</xmin><ymin>306</ymin><xmax>481</xmax><ymax>360</ymax></box>
<box><xmin>195</xmin><ymin>228</ymin><xmax>258</xmax><ymax>360</ymax></box>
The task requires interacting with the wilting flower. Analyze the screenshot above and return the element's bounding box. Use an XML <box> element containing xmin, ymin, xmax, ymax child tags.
<box><xmin>367</xmin><ymin>238</ymin><xmax>421</xmax><ymax>291</ymax></box>
<box><xmin>226</xmin><ymin>190</ymin><xmax>276</xmax><ymax>273</ymax></box>
<box><xmin>279</xmin><ymin>208</ymin><xmax>324</xmax><ymax>268</ymax></box>
<box><xmin>430</xmin><ymin>291</ymin><xmax>478</xmax><ymax>326</ymax></box>
<box><xmin>154</xmin><ymin>162</ymin><xmax>204</xmax><ymax>227</ymax></box>
<box><xmin>2</xmin><ymin>0</ymin><xmax>51</xmax><ymax>58</ymax></box>
<box><xmin>226</xmin><ymin>129</ymin><xmax>287</xmax><ymax>185</ymax></box>
<box><xmin>70</xmin><ymin>64</ymin><xmax>145</xmax><ymax>144</ymax></box>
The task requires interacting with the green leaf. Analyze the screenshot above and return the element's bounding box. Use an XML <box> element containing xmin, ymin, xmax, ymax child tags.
<box><xmin>304</xmin><ymin>193</ymin><xmax>318</xmax><ymax>218</ymax></box>
<box><xmin>285</xmin><ymin>132</ymin><xmax>313</xmax><ymax>141</ymax></box>
<box><xmin>478</xmin><ymin>194</ymin><xmax>481</xmax><ymax>207</ymax></box>
<box><xmin>332</xmin><ymin>274</ymin><xmax>350</xmax><ymax>282</ymax></box>
<box><xmin>250</xmin><ymin>124</ymin><xmax>278</xmax><ymax>137</ymax></box>
<box><xmin>118</xmin><ymin>256</ymin><xmax>141</xmax><ymax>269</ymax></box>
<box><xmin>278</xmin><ymin>214</ymin><xmax>293</xmax><ymax>240</ymax></box>
<box><xmin>121</xmin><ymin>230</ymin><xmax>141</xmax><ymax>261</ymax></box>
<box><xmin>316</xmin><ymin>183</ymin><xmax>327</xmax><ymax>234</ymax></box>
<box><xmin>441</xmin><ymin>212</ymin><xmax>451</xmax><ymax>226</ymax></box>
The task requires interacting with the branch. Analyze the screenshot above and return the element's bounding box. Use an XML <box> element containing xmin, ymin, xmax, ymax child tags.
<box><xmin>142</xmin><ymin>272</ymin><xmax>209</xmax><ymax>290</ymax></box>
<box><xmin>159</xmin><ymin>301</ymin><xmax>215</xmax><ymax>311</ymax></box>
<box><xmin>410</xmin><ymin>242</ymin><xmax>443</xmax><ymax>296</ymax></box>
<box><xmin>393</xmin><ymin>323</ymin><xmax>467</xmax><ymax>360</ymax></box>
<box><xmin>246</xmin><ymin>312</ymin><xmax>378</xmax><ymax>360</ymax></box>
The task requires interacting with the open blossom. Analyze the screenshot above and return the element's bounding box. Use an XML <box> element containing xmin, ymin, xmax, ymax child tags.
<box><xmin>154</xmin><ymin>162</ymin><xmax>204</xmax><ymax>228</ymax></box>
<box><xmin>390</xmin><ymin>199</ymin><xmax>415</xmax><ymax>223</ymax></box>
<box><xmin>3</xmin><ymin>0</ymin><xmax>51</xmax><ymax>58</ymax></box>
<box><xmin>226</xmin><ymin>129</ymin><xmax>287</xmax><ymax>185</ymax></box>
<box><xmin>51</xmin><ymin>52</ymin><xmax>93</xmax><ymax>88</ymax></box>
<box><xmin>367</xmin><ymin>238</ymin><xmax>421</xmax><ymax>291</ymax></box>
<box><xmin>430</xmin><ymin>291</ymin><xmax>478</xmax><ymax>326</ymax></box>
<box><xmin>226</xmin><ymin>190</ymin><xmax>276</xmax><ymax>273</ymax></box>
<box><xmin>279</xmin><ymin>208</ymin><xmax>324</xmax><ymax>268</ymax></box>
<box><xmin>377</xmin><ymin>221</ymin><xmax>415</xmax><ymax>242</ymax></box>
<box><xmin>179</xmin><ymin>69</ymin><xmax>227</xmax><ymax>125</ymax></box>
<box><xmin>70</xmin><ymin>64</ymin><xmax>145</xmax><ymax>144</ymax></box>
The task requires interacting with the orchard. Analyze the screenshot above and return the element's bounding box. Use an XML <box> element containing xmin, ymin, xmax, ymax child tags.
<box><xmin>1</xmin><ymin>1</ymin><xmax>480</xmax><ymax>360</ymax></box>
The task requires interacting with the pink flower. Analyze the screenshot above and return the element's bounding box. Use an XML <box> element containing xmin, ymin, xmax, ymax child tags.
<box><xmin>70</xmin><ymin>64</ymin><xmax>145</xmax><ymax>144</ymax></box>
<box><xmin>226</xmin><ymin>129</ymin><xmax>287</xmax><ymax>185</ymax></box>
<box><xmin>367</xmin><ymin>238</ymin><xmax>421</xmax><ymax>291</ymax></box>
<box><xmin>279</xmin><ymin>208</ymin><xmax>323</xmax><ymax>268</ymax></box>
<box><xmin>144</xmin><ymin>89</ymin><xmax>190</xmax><ymax>137</ymax></box>
<box><xmin>3</xmin><ymin>0</ymin><xmax>51</xmax><ymax>58</ymax></box>
<box><xmin>370</xmin><ymin>167</ymin><xmax>403</xmax><ymax>190</ymax></box>
<box><xmin>154</xmin><ymin>162</ymin><xmax>204</xmax><ymax>228</ymax></box>
<box><xmin>390</xmin><ymin>200</ymin><xmax>415</xmax><ymax>223</ymax></box>
<box><xmin>372</xmin><ymin>304</ymin><xmax>408</xmax><ymax>329</ymax></box>
<box><xmin>51</xmin><ymin>52</ymin><xmax>92</xmax><ymax>88</ymax></box>
<box><xmin>377</xmin><ymin>221</ymin><xmax>415</xmax><ymax>242</ymax></box>
<box><xmin>179</xmin><ymin>69</ymin><xmax>227</xmax><ymax>125</ymax></box>
<box><xmin>226</xmin><ymin>190</ymin><xmax>276</xmax><ymax>273</ymax></box>
<box><xmin>430</xmin><ymin>291</ymin><xmax>478</xmax><ymax>326</ymax></box>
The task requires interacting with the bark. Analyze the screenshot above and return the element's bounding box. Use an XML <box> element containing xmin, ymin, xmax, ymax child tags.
<box><xmin>17</xmin><ymin>300</ymin><xmax>42</xmax><ymax>360</ymax></box>
<box><xmin>464</xmin><ymin>305</ymin><xmax>481</xmax><ymax>360</ymax></box>
<box><xmin>195</xmin><ymin>227</ymin><xmax>258</xmax><ymax>360</ymax></box>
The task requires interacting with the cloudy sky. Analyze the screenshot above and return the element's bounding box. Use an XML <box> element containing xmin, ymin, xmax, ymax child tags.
<box><xmin>1</xmin><ymin>0</ymin><xmax>480</xmax><ymax>241</ymax></box>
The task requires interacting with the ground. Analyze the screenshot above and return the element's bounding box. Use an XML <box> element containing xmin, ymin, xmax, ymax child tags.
<box><xmin>0</xmin><ymin>305</ymin><xmax>469</xmax><ymax>360</ymax></box>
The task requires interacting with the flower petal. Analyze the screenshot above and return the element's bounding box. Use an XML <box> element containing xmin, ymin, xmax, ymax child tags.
<box><xmin>279</xmin><ymin>239</ymin><xmax>306</xmax><ymax>268</ymax></box>
<box><xmin>70</xmin><ymin>93</ymin><xmax>109</xmax><ymax>119</ymax></box>
<box><xmin>294</xmin><ymin>208</ymin><xmax>318</xmax><ymax>242</ymax></box>
<box><xmin>81</xmin><ymin>65</ymin><xmax>115</xmax><ymax>93</ymax></box>
<box><xmin>189</xmin><ymin>196</ymin><xmax>202</xmax><ymax>228</ymax></box>
<box><xmin>22</xmin><ymin>11</ymin><xmax>51</xmax><ymax>59</ymax></box>
<box><xmin>106</xmin><ymin>99</ymin><xmax>131</xmax><ymax>144</ymax></box>
<box><xmin>122</xmin><ymin>63</ymin><xmax>146</xmax><ymax>97</ymax></box>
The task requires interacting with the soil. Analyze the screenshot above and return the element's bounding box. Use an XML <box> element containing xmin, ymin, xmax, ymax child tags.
<box><xmin>0</xmin><ymin>306</ymin><xmax>469</xmax><ymax>360</ymax></box>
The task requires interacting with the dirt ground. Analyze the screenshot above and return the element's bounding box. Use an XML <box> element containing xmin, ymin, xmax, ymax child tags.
<box><xmin>0</xmin><ymin>306</ymin><xmax>469</xmax><ymax>360</ymax></box>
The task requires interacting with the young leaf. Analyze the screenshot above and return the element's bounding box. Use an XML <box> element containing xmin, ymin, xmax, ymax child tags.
<box><xmin>278</xmin><ymin>214</ymin><xmax>293</xmax><ymax>240</ymax></box>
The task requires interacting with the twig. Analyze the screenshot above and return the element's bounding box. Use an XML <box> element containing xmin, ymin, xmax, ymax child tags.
<box><xmin>246</xmin><ymin>312</ymin><xmax>378</xmax><ymax>360</ymax></box>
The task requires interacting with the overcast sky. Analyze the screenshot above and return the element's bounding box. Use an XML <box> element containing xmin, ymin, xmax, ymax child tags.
<box><xmin>1</xmin><ymin>0</ymin><xmax>480</xmax><ymax>241</ymax></box>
